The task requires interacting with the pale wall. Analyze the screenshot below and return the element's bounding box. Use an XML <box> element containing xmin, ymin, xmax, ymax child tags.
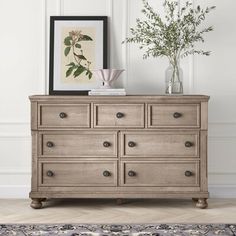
<box><xmin>0</xmin><ymin>0</ymin><xmax>235</xmax><ymax>198</ymax></box>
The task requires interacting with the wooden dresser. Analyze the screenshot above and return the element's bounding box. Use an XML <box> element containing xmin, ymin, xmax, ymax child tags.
<box><xmin>29</xmin><ymin>95</ymin><xmax>209</xmax><ymax>209</ymax></box>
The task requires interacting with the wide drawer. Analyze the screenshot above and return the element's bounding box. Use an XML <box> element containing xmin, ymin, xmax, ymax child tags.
<box><xmin>148</xmin><ymin>104</ymin><xmax>200</xmax><ymax>128</ymax></box>
<box><xmin>39</xmin><ymin>131</ymin><xmax>117</xmax><ymax>157</ymax></box>
<box><xmin>38</xmin><ymin>104</ymin><xmax>90</xmax><ymax>128</ymax></box>
<box><xmin>121</xmin><ymin>131</ymin><xmax>199</xmax><ymax>157</ymax></box>
<box><xmin>39</xmin><ymin>161</ymin><xmax>117</xmax><ymax>186</ymax></box>
<box><xmin>121</xmin><ymin>161</ymin><xmax>199</xmax><ymax>186</ymax></box>
<box><xmin>94</xmin><ymin>104</ymin><xmax>144</xmax><ymax>128</ymax></box>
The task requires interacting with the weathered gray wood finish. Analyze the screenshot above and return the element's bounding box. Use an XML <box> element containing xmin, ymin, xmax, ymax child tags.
<box><xmin>29</xmin><ymin>95</ymin><xmax>209</xmax><ymax>209</ymax></box>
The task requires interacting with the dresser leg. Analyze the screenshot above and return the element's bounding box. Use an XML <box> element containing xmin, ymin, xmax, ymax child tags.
<box><xmin>196</xmin><ymin>198</ymin><xmax>208</xmax><ymax>209</ymax></box>
<box><xmin>30</xmin><ymin>198</ymin><xmax>43</xmax><ymax>209</ymax></box>
<box><xmin>39</xmin><ymin>198</ymin><xmax>47</xmax><ymax>202</ymax></box>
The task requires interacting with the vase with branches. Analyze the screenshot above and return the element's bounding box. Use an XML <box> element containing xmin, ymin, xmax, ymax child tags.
<box><xmin>123</xmin><ymin>0</ymin><xmax>215</xmax><ymax>94</ymax></box>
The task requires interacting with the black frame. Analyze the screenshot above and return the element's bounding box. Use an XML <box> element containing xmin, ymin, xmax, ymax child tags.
<box><xmin>49</xmin><ymin>16</ymin><xmax>108</xmax><ymax>95</ymax></box>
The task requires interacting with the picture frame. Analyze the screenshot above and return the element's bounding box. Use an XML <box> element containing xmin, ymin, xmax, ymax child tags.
<box><xmin>49</xmin><ymin>16</ymin><xmax>108</xmax><ymax>95</ymax></box>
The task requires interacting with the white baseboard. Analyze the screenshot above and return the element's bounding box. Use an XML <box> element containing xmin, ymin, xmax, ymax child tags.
<box><xmin>0</xmin><ymin>185</ymin><xmax>236</xmax><ymax>199</ymax></box>
<box><xmin>209</xmin><ymin>185</ymin><xmax>236</xmax><ymax>198</ymax></box>
<box><xmin>0</xmin><ymin>185</ymin><xmax>30</xmax><ymax>198</ymax></box>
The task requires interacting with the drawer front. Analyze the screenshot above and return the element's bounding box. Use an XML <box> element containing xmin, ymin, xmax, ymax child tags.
<box><xmin>39</xmin><ymin>161</ymin><xmax>117</xmax><ymax>186</ymax></box>
<box><xmin>121</xmin><ymin>161</ymin><xmax>199</xmax><ymax>186</ymax></box>
<box><xmin>148</xmin><ymin>104</ymin><xmax>200</xmax><ymax>128</ymax></box>
<box><xmin>121</xmin><ymin>131</ymin><xmax>199</xmax><ymax>157</ymax></box>
<box><xmin>38</xmin><ymin>104</ymin><xmax>90</xmax><ymax>128</ymax></box>
<box><xmin>94</xmin><ymin>104</ymin><xmax>144</xmax><ymax>128</ymax></box>
<box><xmin>40</xmin><ymin>132</ymin><xmax>117</xmax><ymax>157</ymax></box>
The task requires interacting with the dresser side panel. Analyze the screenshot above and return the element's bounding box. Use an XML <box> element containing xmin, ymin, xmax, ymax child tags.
<box><xmin>31</xmin><ymin>101</ymin><xmax>38</xmax><ymax>130</ymax></box>
<box><xmin>200</xmin><ymin>130</ymin><xmax>208</xmax><ymax>192</ymax></box>
<box><xmin>30</xmin><ymin>131</ymin><xmax>38</xmax><ymax>192</ymax></box>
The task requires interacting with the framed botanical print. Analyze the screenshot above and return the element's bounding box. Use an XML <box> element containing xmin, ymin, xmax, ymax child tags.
<box><xmin>49</xmin><ymin>16</ymin><xmax>107</xmax><ymax>95</ymax></box>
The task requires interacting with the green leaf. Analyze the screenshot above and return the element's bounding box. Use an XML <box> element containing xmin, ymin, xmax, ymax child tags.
<box><xmin>75</xmin><ymin>43</ymin><xmax>81</xmax><ymax>48</ymax></box>
<box><xmin>88</xmin><ymin>71</ymin><xmax>93</xmax><ymax>79</ymax></box>
<box><xmin>66</xmin><ymin>62</ymin><xmax>75</xmax><ymax>67</ymax></box>
<box><xmin>64</xmin><ymin>47</ymin><xmax>71</xmax><ymax>56</ymax></box>
<box><xmin>78</xmin><ymin>55</ymin><xmax>87</xmax><ymax>60</ymax></box>
<box><xmin>64</xmin><ymin>36</ymin><xmax>72</xmax><ymax>46</ymax></box>
<box><xmin>73</xmin><ymin>65</ymin><xmax>86</xmax><ymax>78</ymax></box>
<box><xmin>80</xmin><ymin>35</ymin><xmax>93</xmax><ymax>41</ymax></box>
<box><xmin>66</xmin><ymin>66</ymin><xmax>74</xmax><ymax>77</ymax></box>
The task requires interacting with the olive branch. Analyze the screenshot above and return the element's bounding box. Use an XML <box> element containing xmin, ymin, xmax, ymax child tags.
<box><xmin>123</xmin><ymin>0</ymin><xmax>215</xmax><ymax>68</ymax></box>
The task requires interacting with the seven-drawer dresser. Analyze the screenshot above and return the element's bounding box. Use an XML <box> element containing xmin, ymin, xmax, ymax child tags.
<box><xmin>29</xmin><ymin>95</ymin><xmax>209</xmax><ymax>209</ymax></box>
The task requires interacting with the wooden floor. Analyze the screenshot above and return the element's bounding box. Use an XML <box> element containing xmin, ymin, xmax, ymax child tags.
<box><xmin>0</xmin><ymin>198</ymin><xmax>235</xmax><ymax>224</ymax></box>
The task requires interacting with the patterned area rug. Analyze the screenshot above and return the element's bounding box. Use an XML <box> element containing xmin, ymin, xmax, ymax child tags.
<box><xmin>0</xmin><ymin>224</ymin><xmax>236</xmax><ymax>236</ymax></box>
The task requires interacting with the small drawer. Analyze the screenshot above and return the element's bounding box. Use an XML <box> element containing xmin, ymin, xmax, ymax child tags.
<box><xmin>38</xmin><ymin>104</ymin><xmax>90</xmax><ymax>128</ymax></box>
<box><xmin>148</xmin><ymin>104</ymin><xmax>200</xmax><ymax>128</ymax></box>
<box><xmin>121</xmin><ymin>131</ymin><xmax>199</xmax><ymax>158</ymax></box>
<box><xmin>39</xmin><ymin>131</ymin><xmax>117</xmax><ymax>157</ymax></box>
<box><xmin>94</xmin><ymin>104</ymin><xmax>144</xmax><ymax>128</ymax></box>
<box><xmin>121</xmin><ymin>161</ymin><xmax>199</xmax><ymax>186</ymax></box>
<box><xmin>39</xmin><ymin>161</ymin><xmax>117</xmax><ymax>186</ymax></box>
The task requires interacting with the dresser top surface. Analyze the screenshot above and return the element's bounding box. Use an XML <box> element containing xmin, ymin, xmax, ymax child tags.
<box><xmin>29</xmin><ymin>95</ymin><xmax>210</xmax><ymax>102</ymax></box>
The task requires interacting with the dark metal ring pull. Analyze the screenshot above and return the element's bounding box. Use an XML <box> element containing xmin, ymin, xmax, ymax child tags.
<box><xmin>116</xmin><ymin>112</ymin><xmax>124</xmax><ymax>119</ymax></box>
<box><xmin>47</xmin><ymin>170</ymin><xmax>54</xmax><ymax>177</ymax></box>
<box><xmin>128</xmin><ymin>171</ymin><xmax>136</xmax><ymax>177</ymax></box>
<box><xmin>103</xmin><ymin>170</ymin><xmax>111</xmax><ymax>177</ymax></box>
<box><xmin>59</xmin><ymin>112</ymin><xmax>67</xmax><ymax>119</ymax></box>
<box><xmin>185</xmin><ymin>141</ymin><xmax>193</xmax><ymax>147</ymax></box>
<box><xmin>103</xmin><ymin>141</ymin><xmax>111</xmax><ymax>147</ymax></box>
<box><xmin>128</xmin><ymin>141</ymin><xmax>136</xmax><ymax>148</ymax></box>
<box><xmin>46</xmin><ymin>141</ymin><xmax>54</xmax><ymax>148</ymax></box>
<box><xmin>173</xmin><ymin>112</ymin><xmax>182</xmax><ymax>118</ymax></box>
<box><xmin>185</xmin><ymin>171</ymin><xmax>193</xmax><ymax>177</ymax></box>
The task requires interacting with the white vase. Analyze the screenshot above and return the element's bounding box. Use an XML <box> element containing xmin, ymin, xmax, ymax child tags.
<box><xmin>93</xmin><ymin>69</ymin><xmax>125</xmax><ymax>89</ymax></box>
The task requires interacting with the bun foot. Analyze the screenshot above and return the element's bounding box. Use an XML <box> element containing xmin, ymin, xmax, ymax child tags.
<box><xmin>196</xmin><ymin>198</ymin><xmax>208</xmax><ymax>209</ymax></box>
<box><xmin>30</xmin><ymin>198</ymin><xmax>43</xmax><ymax>209</ymax></box>
<box><xmin>39</xmin><ymin>198</ymin><xmax>47</xmax><ymax>202</ymax></box>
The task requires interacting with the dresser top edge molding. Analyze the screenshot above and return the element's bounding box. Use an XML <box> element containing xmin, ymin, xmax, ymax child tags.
<box><xmin>29</xmin><ymin>95</ymin><xmax>210</xmax><ymax>102</ymax></box>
